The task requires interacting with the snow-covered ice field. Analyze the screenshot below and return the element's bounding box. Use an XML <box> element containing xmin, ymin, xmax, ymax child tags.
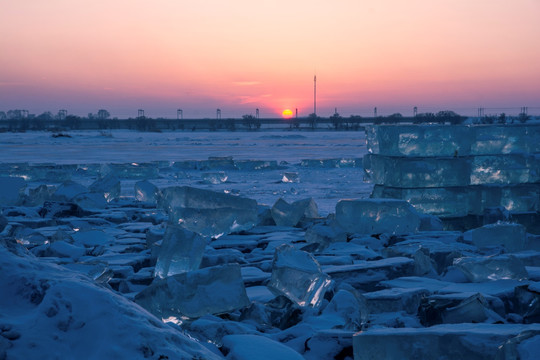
<box><xmin>0</xmin><ymin>130</ymin><xmax>368</xmax><ymax>163</ymax></box>
<box><xmin>0</xmin><ymin>130</ymin><xmax>372</xmax><ymax>215</ymax></box>
<box><xmin>1</xmin><ymin>129</ymin><xmax>540</xmax><ymax>359</ymax></box>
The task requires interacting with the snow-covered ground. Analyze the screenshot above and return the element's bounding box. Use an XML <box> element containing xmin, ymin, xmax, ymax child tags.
<box><xmin>1</xmin><ymin>129</ymin><xmax>540</xmax><ymax>359</ymax></box>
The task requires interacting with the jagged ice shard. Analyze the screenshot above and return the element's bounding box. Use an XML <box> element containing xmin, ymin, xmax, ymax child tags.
<box><xmin>134</xmin><ymin>180</ymin><xmax>160</xmax><ymax>204</ymax></box>
<box><xmin>271</xmin><ymin>197</ymin><xmax>318</xmax><ymax>227</ymax></box>
<box><xmin>135</xmin><ymin>264</ymin><xmax>250</xmax><ymax>319</ymax></box>
<box><xmin>267</xmin><ymin>244</ymin><xmax>332</xmax><ymax>308</ymax></box>
<box><xmin>89</xmin><ymin>173</ymin><xmax>121</xmax><ymax>202</ymax></box>
<box><xmin>154</xmin><ymin>225</ymin><xmax>206</xmax><ymax>278</ymax></box>
<box><xmin>159</xmin><ymin>186</ymin><xmax>258</xmax><ymax>238</ymax></box>
<box><xmin>201</xmin><ymin>171</ymin><xmax>228</xmax><ymax>184</ymax></box>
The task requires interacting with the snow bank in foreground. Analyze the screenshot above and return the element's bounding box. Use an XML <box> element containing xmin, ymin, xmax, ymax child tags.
<box><xmin>0</xmin><ymin>244</ymin><xmax>222</xmax><ymax>360</ymax></box>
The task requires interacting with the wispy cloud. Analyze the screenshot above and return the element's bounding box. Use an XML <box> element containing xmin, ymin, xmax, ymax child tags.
<box><xmin>232</xmin><ymin>81</ymin><xmax>261</xmax><ymax>86</ymax></box>
<box><xmin>0</xmin><ymin>81</ymin><xmax>25</xmax><ymax>87</ymax></box>
<box><xmin>236</xmin><ymin>94</ymin><xmax>272</xmax><ymax>104</ymax></box>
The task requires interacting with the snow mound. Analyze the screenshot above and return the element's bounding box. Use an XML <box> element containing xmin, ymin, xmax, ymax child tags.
<box><xmin>0</xmin><ymin>244</ymin><xmax>222</xmax><ymax>360</ymax></box>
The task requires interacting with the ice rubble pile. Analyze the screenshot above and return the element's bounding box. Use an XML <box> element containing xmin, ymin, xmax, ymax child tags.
<box><xmin>363</xmin><ymin>124</ymin><xmax>540</xmax><ymax>217</ymax></box>
<box><xmin>0</xmin><ymin>156</ymin><xmax>363</xmax><ymax>185</ymax></box>
<box><xmin>2</xmin><ymin>166</ymin><xmax>540</xmax><ymax>358</ymax></box>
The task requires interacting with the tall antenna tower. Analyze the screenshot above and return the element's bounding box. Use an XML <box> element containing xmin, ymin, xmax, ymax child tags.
<box><xmin>313</xmin><ymin>75</ymin><xmax>317</xmax><ymax>116</ymax></box>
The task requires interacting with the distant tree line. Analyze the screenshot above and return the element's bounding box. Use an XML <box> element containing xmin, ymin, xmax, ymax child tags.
<box><xmin>0</xmin><ymin>108</ymin><xmax>533</xmax><ymax>132</ymax></box>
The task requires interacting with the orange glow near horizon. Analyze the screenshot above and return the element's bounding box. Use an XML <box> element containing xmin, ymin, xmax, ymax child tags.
<box><xmin>282</xmin><ymin>109</ymin><xmax>293</xmax><ymax>119</ymax></box>
<box><xmin>1</xmin><ymin>1</ymin><xmax>539</xmax><ymax>118</ymax></box>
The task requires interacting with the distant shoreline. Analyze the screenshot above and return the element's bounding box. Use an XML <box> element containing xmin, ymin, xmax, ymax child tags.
<box><xmin>1</xmin><ymin>115</ymin><xmax>538</xmax><ymax>132</ymax></box>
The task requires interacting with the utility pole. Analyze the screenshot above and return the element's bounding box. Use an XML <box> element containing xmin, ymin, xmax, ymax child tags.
<box><xmin>314</xmin><ymin>75</ymin><xmax>317</xmax><ymax>116</ymax></box>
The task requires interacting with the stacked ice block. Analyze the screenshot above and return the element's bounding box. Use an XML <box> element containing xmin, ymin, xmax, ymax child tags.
<box><xmin>364</xmin><ymin>124</ymin><xmax>540</xmax><ymax>217</ymax></box>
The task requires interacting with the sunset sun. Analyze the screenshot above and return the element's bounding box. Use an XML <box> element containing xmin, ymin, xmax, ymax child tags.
<box><xmin>282</xmin><ymin>109</ymin><xmax>293</xmax><ymax>119</ymax></box>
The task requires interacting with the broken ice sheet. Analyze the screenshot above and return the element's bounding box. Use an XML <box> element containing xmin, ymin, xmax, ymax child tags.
<box><xmin>270</xmin><ymin>198</ymin><xmax>304</xmax><ymax>227</ymax></box>
<box><xmin>221</xmin><ymin>334</ymin><xmax>304</xmax><ymax>360</ymax></box>
<box><xmin>267</xmin><ymin>244</ymin><xmax>332</xmax><ymax>308</ymax></box>
<box><xmin>306</xmin><ymin>288</ymin><xmax>369</xmax><ymax>331</ymax></box>
<box><xmin>468</xmin><ymin>222</ymin><xmax>527</xmax><ymax>252</ymax></box>
<box><xmin>63</xmin><ymin>261</ymin><xmax>114</xmax><ymax>283</ymax></box>
<box><xmin>173</xmin><ymin>207</ymin><xmax>256</xmax><ymax>238</ymax></box>
<box><xmin>71</xmin><ymin>229</ymin><xmax>115</xmax><ymax>248</ymax></box>
<box><xmin>363</xmin><ymin>287</ymin><xmax>428</xmax><ymax>315</ymax></box>
<box><xmin>201</xmin><ymin>171</ymin><xmax>228</xmax><ymax>184</ymax></box>
<box><xmin>13</xmin><ymin>227</ymin><xmax>48</xmax><ymax>248</ymax></box>
<box><xmin>335</xmin><ymin>198</ymin><xmax>420</xmax><ymax>235</ymax></box>
<box><xmin>89</xmin><ymin>173</ymin><xmax>121</xmax><ymax>202</ymax></box>
<box><xmin>154</xmin><ymin>225</ymin><xmax>206</xmax><ymax>278</ymax></box>
<box><xmin>365</xmin><ymin>124</ymin><xmax>472</xmax><ymax>157</ymax></box>
<box><xmin>134</xmin><ymin>180</ymin><xmax>160</xmax><ymax>203</ymax></box>
<box><xmin>25</xmin><ymin>184</ymin><xmax>56</xmax><ymax>206</ymax></box>
<box><xmin>353</xmin><ymin>323</ymin><xmax>540</xmax><ymax>360</ymax></box>
<box><xmin>304</xmin><ymin>223</ymin><xmax>347</xmax><ymax>252</ymax></box>
<box><xmin>234</xmin><ymin>160</ymin><xmax>279</xmax><ymax>171</ymax></box>
<box><xmin>135</xmin><ymin>264</ymin><xmax>250</xmax><ymax>319</ymax></box>
<box><xmin>281</xmin><ymin>172</ymin><xmax>299</xmax><ymax>183</ymax></box>
<box><xmin>199</xmin><ymin>156</ymin><xmax>236</xmax><ymax>170</ymax></box>
<box><xmin>363</xmin><ymin>154</ymin><xmax>470</xmax><ymax>188</ymax></box>
<box><xmin>159</xmin><ymin>186</ymin><xmax>258</xmax><ymax>238</ymax></box>
<box><xmin>0</xmin><ymin>176</ymin><xmax>26</xmax><ymax>206</ymax></box>
<box><xmin>53</xmin><ymin>181</ymin><xmax>88</xmax><ymax>202</ymax></box>
<box><xmin>514</xmin><ymin>284</ymin><xmax>540</xmax><ymax>323</ymax></box>
<box><xmin>441</xmin><ymin>293</ymin><xmax>505</xmax><ymax>324</ymax></box>
<box><xmin>270</xmin><ymin>197</ymin><xmax>318</xmax><ymax>227</ymax></box>
<box><xmin>496</xmin><ymin>330</ymin><xmax>540</xmax><ymax>360</ymax></box>
<box><xmin>100</xmin><ymin>162</ymin><xmax>158</xmax><ymax>179</ymax></box>
<box><xmin>454</xmin><ymin>255</ymin><xmax>528</xmax><ymax>282</ymax></box>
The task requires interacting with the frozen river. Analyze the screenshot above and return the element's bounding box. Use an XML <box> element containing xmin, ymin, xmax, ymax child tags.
<box><xmin>2</xmin><ymin>128</ymin><xmax>540</xmax><ymax>360</ymax></box>
<box><xmin>0</xmin><ymin>130</ymin><xmax>372</xmax><ymax>215</ymax></box>
<box><xmin>0</xmin><ymin>130</ymin><xmax>368</xmax><ymax>164</ymax></box>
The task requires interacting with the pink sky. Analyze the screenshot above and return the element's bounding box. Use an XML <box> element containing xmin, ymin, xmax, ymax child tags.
<box><xmin>1</xmin><ymin>0</ymin><xmax>539</xmax><ymax>118</ymax></box>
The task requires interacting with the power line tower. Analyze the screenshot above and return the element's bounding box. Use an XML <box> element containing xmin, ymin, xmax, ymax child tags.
<box><xmin>58</xmin><ymin>109</ymin><xmax>67</xmax><ymax>120</ymax></box>
<box><xmin>177</xmin><ymin>109</ymin><xmax>183</xmax><ymax>120</ymax></box>
<box><xmin>413</xmin><ymin>106</ymin><xmax>418</xmax><ymax>117</ymax></box>
<box><xmin>138</xmin><ymin>109</ymin><xmax>145</xmax><ymax>119</ymax></box>
<box><xmin>477</xmin><ymin>107</ymin><xmax>484</xmax><ymax>119</ymax></box>
<box><xmin>374</xmin><ymin>107</ymin><xmax>377</xmax><ymax>118</ymax></box>
<box><xmin>256</xmin><ymin>108</ymin><xmax>259</xmax><ymax>119</ymax></box>
<box><xmin>216</xmin><ymin>108</ymin><xmax>221</xmax><ymax>120</ymax></box>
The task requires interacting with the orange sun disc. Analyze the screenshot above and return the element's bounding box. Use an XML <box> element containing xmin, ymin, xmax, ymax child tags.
<box><xmin>282</xmin><ymin>109</ymin><xmax>293</xmax><ymax>118</ymax></box>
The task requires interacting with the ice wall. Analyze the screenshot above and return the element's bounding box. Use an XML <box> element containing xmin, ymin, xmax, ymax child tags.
<box><xmin>364</xmin><ymin>124</ymin><xmax>540</xmax><ymax>217</ymax></box>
